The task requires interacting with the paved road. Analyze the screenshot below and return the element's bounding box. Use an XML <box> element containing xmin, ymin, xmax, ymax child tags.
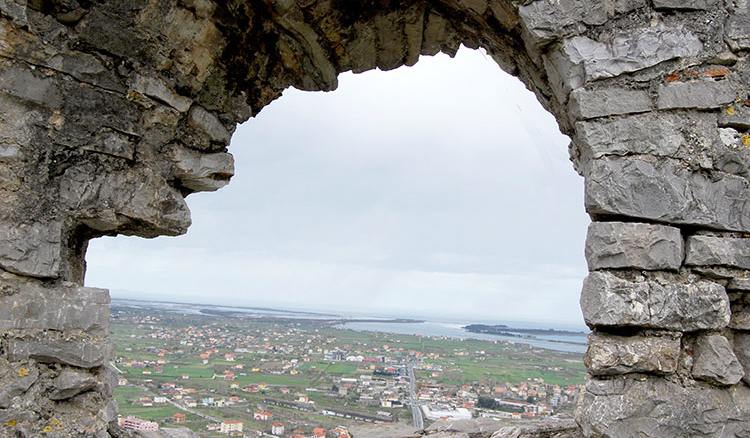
<box><xmin>407</xmin><ymin>363</ymin><xmax>424</xmax><ymax>429</ymax></box>
<box><xmin>109</xmin><ymin>362</ymin><xmax>125</xmax><ymax>374</ymax></box>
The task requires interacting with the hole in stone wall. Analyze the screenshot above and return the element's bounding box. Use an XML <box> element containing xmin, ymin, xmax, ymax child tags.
<box><xmin>85</xmin><ymin>47</ymin><xmax>588</xmax><ymax>328</ymax></box>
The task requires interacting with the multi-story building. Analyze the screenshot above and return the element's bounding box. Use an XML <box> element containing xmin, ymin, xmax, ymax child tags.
<box><xmin>272</xmin><ymin>422</ymin><xmax>285</xmax><ymax>436</ymax></box>
<box><xmin>121</xmin><ymin>416</ymin><xmax>159</xmax><ymax>431</ymax></box>
<box><xmin>220</xmin><ymin>420</ymin><xmax>243</xmax><ymax>435</ymax></box>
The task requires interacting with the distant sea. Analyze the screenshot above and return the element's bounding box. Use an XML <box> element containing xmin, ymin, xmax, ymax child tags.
<box><xmin>111</xmin><ymin>298</ymin><xmax>588</xmax><ymax>354</ymax></box>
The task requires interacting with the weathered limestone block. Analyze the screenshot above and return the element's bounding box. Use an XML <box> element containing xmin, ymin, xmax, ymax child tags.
<box><xmin>6</xmin><ymin>332</ymin><xmax>114</xmax><ymax>369</ymax></box>
<box><xmin>59</xmin><ymin>165</ymin><xmax>191</xmax><ymax>237</ymax></box>
<box><xmin>728</xmin><ymin>277</ymin><xmax>750</xmax><ymax>291</ymax></box>
<box><xmin>491</xmin><ymin>428</ymin><xmax>520</xmax><ymax>438</ymax></box>
<box><xmin>421</xmin><ymin>11</ymin><xmax>462</xmax><ymax>57</ymax></box>
<box><xmin>576</xmin><ymin>376</ymin><xmax>750</xmax><ymax>438</ymax></box>
<box><xmin>344</xmin><ymin>21</ymin><xmax>378</xmax><ymax>73</ymax></box>
<box><xmin>718</xmin><ymin>104</ymin><xmax>750</xmax><ymax>130</ymax></box>
<box><xmin>50</xmin><ymin>368</ymin><xmax>98</xmax><ymax>401</ymax></box>
<box><xmin>584</xmin><ymin>332</ymin><xmax>681</xmax><ymax>376</ymax></box>
<box><xmin>402</xmin><ymin>4</ymin><xmax>427</xmax><ymax>67</ymax></box>
<box><xmin>96</xmin><ymin>364</ymin><xmax>118</xmax><ymax>398</ymax></box>
<box><xmin>0</xmin><ymin>93</ymin><xmax>41</xmax><ymax>163</ymax></box>
<box><xmin>585</xmin><ymin>156</ymin><xmax>750</xmax><ymax>233</ymax></box>
<box><xmin>0</xmin><ymin>274</ymin><xmax>109</xmax><ymax>335</ymax></box>
<box><xmin>574</xmin><ymin>112</ymin><xmax>736</xmax><ymax>172</ymax></box>
<box><xmin>134</xmin><ymin>0</ymin><xmax>226</xmax><ymax>93</ymax></box>
<box><xmin>729</xmin><ymin>292</ymin><xmax>750</xmax><ymax>329</ymax></box>
<box><xmin>692</xmin><ymin>265</ymin><xmax>748</xmax><ymax>281</ymax></box>
<box><xmin>373</xmin><ymin>12</ymin><xmax>408</xmax><ymax>71</ymax></box>
<box><xmin>568</xmin><ymin>87</ymin><xmax>652</xmax><ymax>120</ymax></box>
<box><xmin>75</xmin><ymin>5</ymin><xmax>146</xmax><ymax>60</ymax></box>
<box><xmin>348</xmin><ymin>423</ymin><xmax>421</xmax><ymax>438</ymax></box>
<box><xmin>585</xmin><ymin>222</ymin><xmax>683</xmax><ymax>271</ymax></box>
<box><xmin>652</xmin><ymin>0</ymin><xmax>717</xmax><ymax>9</ymax></box>
<box><xmin>0</xmin><ymin>359</ymin><xmax>38</xmax><ymax>409</ymax></box>
<box><xmin>725</xmin><ymin>13</ymin><xmax>750</xmax><ymax>50</ymax></box>
<box><xmin>167</xmin><ymin>144</ymin><xmax>234</xmax><ymax>193</ymax></box>
<box><xmin>657</xmin><ymin>79</ymin><xmax>737</xmax><ymax>110</ymax></box>
<box><xmin>30</xmin><ymin>390</ymin><xmax>118</xmax><ymax>438</ymax></box>
<box><xmin>425</xmin><ymin>417</ymin><xmax>580</xmax><ymax>437</ymax></box>
<box><xmin>0</xmin><ymin>59</ymin><xmax>64</xmax><ymax>108</ymax></box>
<box><xmin>352</xmin><ymin>419</ymin><xmax>582</xmax><ymax>438</ymax></box>
<box><xmin>518</xmin><ymin>0</ymin><xmax>608</xmax><ymax>48</ymax></box>
<box><xmin>266</xmin><ymin>0</ymin><xmax>339</xmax><ymax>92</ymax></box>
<box><xmin>82</xmin><ymin>128</ymin><xmax>136</xmax><ymax>161</ymax></box>
<box><xmin>716</xmin><ymin>126</ymin><xmax>750</xmax><ymax>176</ymax></box>
<box><xmin>544</xmin><ymin>27</ymin><xmax>702</xmax><ymax>101</ymax></box>
<box><xmin>0</xmin><ymin>221</ymin><xmax>62</xmax><ymax>278</ymax></box>
<box><xmin>576</xmin><ymin>114</ymin><xmax>684</xmax><ymax>159</ymax></box>
<box><xmin>455</xmin><ymin>0</ymin><xmax>487</xmax><ymax>15</ymax></box>
<box><xmin>581</xmin><ymin>271</ymin><xmax>730</xmax><ymax>331</ymax></box>
<box><xmin>187</xmin><ymin>105</ymin><xmax>232</xmax><ymax>145</ymax></box>
<box><xmin>691</xmin><ymin>334</ymin><xmax>745</xmax><ymax>385</ymax></box>
<box><xmin>0</xmin><ymin>0</ymin><xmax>27</xmax><ymax>26</ymax></box>
<box><xmin>130</xmin><ymin>75</ymin><xmax>193</xmax><ymax>113</ymax></box>
<box><xmin>735</xmin><ymin>332</ymin><xmax>750</xmax><ymax>385</ymax></box>
<box><xmin>131</xmin><ymin>429</ymin><xmax>204</xmax><ymax>438</ymax></box>
<box><xmin>685</xmin><ymin>235</ymin><xmax>750</xmax><ymax>269</ymax></box>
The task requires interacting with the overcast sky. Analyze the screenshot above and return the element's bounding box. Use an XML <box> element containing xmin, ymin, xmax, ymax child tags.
<box><xmin>85</xmin><ymin>47</ymin><xmax>590</xmax><ymax>327</ymax></box>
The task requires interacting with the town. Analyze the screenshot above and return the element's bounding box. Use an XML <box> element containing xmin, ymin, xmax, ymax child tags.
<box><xmin>111</xmin><ymin>303</ymin><xmax>586</xmax><ymax>437</ymax></box>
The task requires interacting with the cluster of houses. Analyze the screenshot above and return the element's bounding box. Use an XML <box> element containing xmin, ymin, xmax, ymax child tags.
<box><xmin>113</xmin><ymin>310</ymin><xmax>583</xmax><ymax>437</ymax></box>
<box><xmin>116</xmin><ymin>316</ymin><xmax>419</xmax><ymax>371</ymax></box>
<box><xmin>266</xmin><ymin>422</ymin><xmax>352</xmax><ymax>438</ymax></box>
<box><xmin>413</xmin><ymin>377</ymin><xmax>580</xmax><ymax>419</ymax></box>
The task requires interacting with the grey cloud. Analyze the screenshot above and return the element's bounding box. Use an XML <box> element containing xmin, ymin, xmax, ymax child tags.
<box><xmin>86</xmin><ymin>48</ymin><xmax>588</xmax><ymax>325</ymax></box>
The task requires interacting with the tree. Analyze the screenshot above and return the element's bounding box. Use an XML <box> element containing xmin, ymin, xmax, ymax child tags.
<box><xmin>477</xmin><ymin>396</ymin><xmax>499</xmax><ymax>410</ymax></box>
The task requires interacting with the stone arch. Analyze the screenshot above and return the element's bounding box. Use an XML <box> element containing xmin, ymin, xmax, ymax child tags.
<box><xmin>0</xmin><ymin>1</ymin><xmax>749</xmax><ymax>437</ymax></box>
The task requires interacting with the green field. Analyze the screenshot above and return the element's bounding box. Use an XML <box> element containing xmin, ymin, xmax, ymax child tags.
<box><xmin>110</xmin><ymin>305</ymin><xmax>585</xmax><ymax>437</ymax></box>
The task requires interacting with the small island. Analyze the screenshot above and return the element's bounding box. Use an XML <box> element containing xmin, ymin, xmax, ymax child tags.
<box><xmin>463</xmin><ymin>324</ymin><xmax>586</xmax><ymax>337</ymax></box>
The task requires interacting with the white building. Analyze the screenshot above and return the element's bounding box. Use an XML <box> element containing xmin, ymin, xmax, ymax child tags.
<box><xmin>220</xmin><ymin>420</ymin><xmax>243</xmax><ymax>434</ymax></box>
<box><xmin>121</xmin><ymin>416</ymin><xmax>159</xmax><ymax>431</ymax></box>
<box><xmin>421</xmin><ymin>404</ymin><xmax>472</xmax><ymax>421</ymax></box>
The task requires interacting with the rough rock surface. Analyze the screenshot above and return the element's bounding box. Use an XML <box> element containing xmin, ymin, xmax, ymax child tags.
<box><xmin>730</xmin><ymin>292</ymin><xmax>750</xmax><ymax>329</ymax></box>
<box><xmin>577</xmin><ymin>376</ymin><xmax>750</xmax><ymax>438</ymax></box>
<box><xmin>7</xmin><ymin>332</ymin><xmax>114</xmax><ymax>368</ymax></box>
<box><xmin>735</xmin><ymin>332</ymin><xmax>750</xmax><ymax>385</ymax></box>
<box><xmin>585</xmin><ymin>222</ymin><xmax>683</xmax><ymax>271</ymax></box>
<box><xmin>351</xmin><ymin>418</ymin><xmax>581</xmax><ymax>438</ymax></box>
<box><xmin>580</xmin><ymin>271</ymin><xmax>730</xmax><ymax>331</ymax></box>
<box><xmin>585</xmin><ymin>157</ymin><xmax>750</xmax><ymax>233</ymax></box>
<box><xmin>50</xmin><ymin>368</ymin><xmax>98</xmax><ymax>401</ymax></box>
<box><xmin>685</xmin><ymin>235</ymin><xmax>750</xmax><ymax>269</ymax></box>
<box><xmin>568</xmin><ymin>87</ymin><xmax>652</xmax><ymax>120</ymax></box>
<box><xmin>691</xmin><ymin>333</ymin><xmax>745</xmax><ymax>385</ymax></box>
<box><xmin>657</xmin><ymin>79</ymin><xmax>737</xmax><ymax>110</ymax></box>
<box><xmin>0</xmin><ymin>273</ymin><xmax>109</xmax><ymax>335</ymax></box>
<box><xmin>1</xmin><ymin>0</ymin><xmax>750</xmax><ymax>437</ymax></box>
<box><xmin>133</xmin><ymin>428</ymin><xmax>203</xmax><ymax>438</ymax></box>
<box><xmin>584</xmin><ymin>332</ymin><xmax>681</xmax><ymax>376</ymax></box>
<box><xmin>728</xmin><ymin>277</ymin><xmax>750</xmax><ymax>291</ymax></box>
<box><xmin>0</xmin><ymin>359</ymin><xmax>38</xmax><ymax>409</ymax></box>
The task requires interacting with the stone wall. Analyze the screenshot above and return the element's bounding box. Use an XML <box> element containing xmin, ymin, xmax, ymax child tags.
<box><xmin>0</xmin><ymin>0</ymin><xmax>748</xmax><ymax>437</ymax></box>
